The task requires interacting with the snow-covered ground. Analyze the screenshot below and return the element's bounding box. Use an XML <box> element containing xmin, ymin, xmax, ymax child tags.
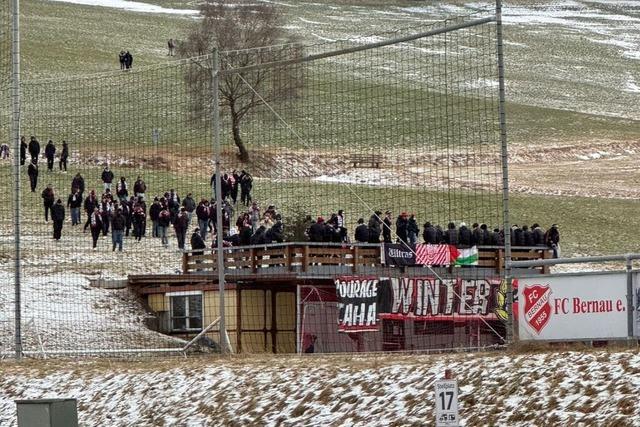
<box><xmin>48</xmin><ymin>0</ymin><xmax>198</xmax><ymax>15</ymax></box>
<box><xmin>1</xmin><ymin>349</ymin><xmax>639</xmax><ymax>426</ymax></box>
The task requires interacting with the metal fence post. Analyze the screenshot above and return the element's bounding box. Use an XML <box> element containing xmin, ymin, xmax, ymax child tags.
<box><xmin>626</xmin><ymin>255</ymin><xmax>634</xmax><ymax>339</ymax></box>
<box><xmin>12</xmin><ymin>0</ymin><xmax>22</xmax><ymax>360</ymax></box>
<box><xmin>211</xmin><ymin>48</ymin><xmax>229</xmax><ymax>354</ymax></box>
<box><xmin>495</xmin><ymin>0</ymin><xmax>512</xmax><ymax>344</ymax></box>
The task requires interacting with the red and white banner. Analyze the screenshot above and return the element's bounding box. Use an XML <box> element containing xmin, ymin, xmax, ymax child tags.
<box><xmin>517</xmin><ymin>273</ymin><xmax>628</xmax><ymax>341</ymax></box>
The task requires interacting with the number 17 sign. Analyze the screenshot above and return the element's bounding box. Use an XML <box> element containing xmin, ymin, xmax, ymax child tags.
<box><xmin>435</xmin><ymin>379</ymin><xmax>459</xmax><ymax>427</ymax></box>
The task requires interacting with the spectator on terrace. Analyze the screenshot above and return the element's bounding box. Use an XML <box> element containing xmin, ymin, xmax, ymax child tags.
<box><xmin>20</xmin><ymin>136</ymin><xmax>26</xmax><ymax>165</ymax></box>
<box><xmin>444</xmin><ymin>222</ymin><xmax>458</xmax><ymax>245</ymax></box>
<box><xmin>472</xmin><ymin>223</ymin><xmax>483</xmax><ymax>246</ymax></box>
<box><xmin>101</xmin><ymin>166</ymin><xmax>114</xmax><ymax>191</ymax></box>
<box><xmin>44</xmin><ymin>140</ymin><xmax>56</xmax><ymax>171</ymax></box>
<box><xmin>423</xmin><ymin>221</ymin><xmax>437</xmax><ymax>244</ymax></box>
<box><xmin>59</xmin><ymin>141</ymin><xmax>69</xmax><ymax>172</ymax></box>
<box><xmin>308</xmin><ymin>217</ymin><xmax>326</xmax><ymax>243</ymax></box>
<box><xmin>51</xmin><ymin>199</ymin><xmax>65</xmax><ymax>241</ymax></box>
<box><xmin>407</xmin><ymin>214</ymin><xmax>419</xmax><ymax>245</ymax></box>
<box><xmin>532</xmin><ymin>223</ymin><xmax>545</xmax><ymax>246</ymax></box>
<box><xmin>28</xmin><ymin>136</ymin><xmax>40</xmax><ymax>164</ymax></box>
<box><xmin>382</xmin><ymin>210</ymin><xmax>392</xmax><ymax>244</ymax></box>
<box><xmin>395</xmin><ymin>212</ymin><xmax>408</xmax><ymax>244</ymax></box>
<box><xmin>368</xmin><ymin>211</ymin><xmax>382</xmax><ymax>243</ymax></box>
<box><xmin>545</xmin><ymin>224</ymin><xmax>560</xmax><ymax>258</ymax></box>
<box><xmin>458</xmin><ymin>222</ymin><xmax>472</xmax><ymax>247</ymax></box>
<box><xmin>522</xmin><ymin>225</ymin><xmax>534</xmax><ymax>246</ymax></box>
<box><xmin>41</xmin><ymin>184</ymin><xmax>55</xmax><ymax>222</ymax></box>
<box><xmin>354</xmin><ymin>218</ymin><xmax>369</xmax><ymax>243</ymax></box>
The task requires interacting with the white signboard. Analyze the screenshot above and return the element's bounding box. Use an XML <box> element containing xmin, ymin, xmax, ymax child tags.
<box><xmin>517</xmin><ymin>273</ymin><xmax>628</xmax><ymax>341</ymax></box>
<box><xmin>435</xmin><ymin>379</ymin><xmax>459</xmax><ymax>427</ymax></box>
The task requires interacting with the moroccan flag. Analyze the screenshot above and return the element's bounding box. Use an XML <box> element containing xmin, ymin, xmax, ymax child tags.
<box><xmin>454</xmin><ymin>246</ymin><xmax>479</xmax><ymax>266</ymax></box>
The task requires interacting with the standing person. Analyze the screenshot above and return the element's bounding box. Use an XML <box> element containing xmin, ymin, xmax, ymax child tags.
<box><xmin>423</xmin><ymin>222</ymin><xmax>437</xmax><ymax>244</ymax></box>
<box><xmin>167</xmin><ymin>189</ymin><xmax>180</xmax><ymax>224</ymax></box>
<box><xmin>395</xmin><ymin>212</ymin><xmax>409</xmax><ymax>244</ymax></box>
<box><xmin>545</xmin><ymin>224</ymin><xmax>561</xmax><ymax>258</ymax></box>
<box><xmin>19</xmin><ymin>136</ymin><xmax>26</xmax><ymax>165</ymax></box>
<box><xmin>249</xmin><ymin>201</ymin><xmax>260</xmax><ymax>232</ymax></box>
<box><xmin>28</xmin><ymin>136</ymin><xmax>40</xmax><ymax>164</ymax></box>
<box><xmin>116</xmin><ymin>176</ymin><xmax>128</xmax><ymax>203</ymax></box>
<box><xmin>149</xmin><ymin>197</ymin><xmax>162</xmax><ymax>238</ymax></box>
<box><xmin>354</xmin><ymin>218</ymin><xmax>369</xmax><ymax>243</ymax></box>
<box><xmin>136</xmin><ymin>196</ymin><xmax>147</xmax><ymax>237</ymax></box>
<box><xmin>51</xmin><ymin>199</ymin><xmax>65</xmax><ymax>240</ymax></box>
<box><xmin>337</xmin><ymin>209</ymin><xmax>347</xmax><ymax>242</ymax></box>
<box><xmin>382</xmin><ymin>211</ymin><xmax>393</xmax><ymax>244</ymax></box>
<box><xmin>444</xmin><ymin>222</ymin><xmax>458</xmax><ymax>246</ymax></box>
<box><xmin>174</xmin><ymin>208</ymin><xmax>189</xmax><ymax>250</ymax></box>
<box><xmin>133</xmin><ymin>176</ymin><xmax>146</xmax><ymax>200</ymax></box>
<box><xmin>532</xmin><ymin>223</ymin><xmax>546</xmax><ymax>246</ymax></box>
<box><xmin>119</xmin><ymin>51</ymin><xmax>126</xmax><ymax>70</ymax></box>
<box><xmin>132</xmin><ymin>203</ymin><xmax>146</xmax><ymax>242</ymax></box>
<box><xmin>27</xmin><ymin>160</ymin><xmax>39</xmax><ymax>192</ymax></box>
<box><xmin>72</xmin><ymin>172</ymin><xmax>85</xmax><ymax>197</ymax></box>
<box><xmin>407</xmin><ymin>214</ymin><xmax>419</xmax><ymax>245</ymax></box>
<box><xmin>167</xmin><ymin>39</ymin><xmax>175</xmax><ymax>56</ymax></box>
<box><xmin>459</xmin><ymin>222</ymin><xmax>472</xmax><ymax>247</ymax></box>
<box><xmin>67</xmin><ymin>188</ymin><xmax>82</xmax><ymax>226</ymax></box>
<box><xmin>44</xmin><ymin>140</ymin><xmax>56</xmax><ymax>171</ymax></box>
<box><xmin>100</xmin><ymin>198</ymin><xmax>113</xmax><ymax>236</ymax></box>
<box><xmin>0</xmin><ymin>143</ymin><xmax>8</xmax><ymax>159</ymax></box>
<box><xmin>124</xmin><ymin>51</ymin><xmax>133</xmax><ymax>69</ymax></box>
<box><xmin>122</xmin><ymin>198</ymin><xmax>132</xmax><ymax>237</ymax></box>
<box><xmin>111</xmin><ymin>208</ymin><xmax>126</xmax><ymax>252</ymax></box>
<box><xmin>158</xmin><ymin>204</ymin><xmax>171</xmax><ymax>247</ymax></box>
<box><xmin>59</xmin><ymin>141</ymin><xmax>69</xmax><ymax>172</ymax></box>
<box><xmin>240</xmin><ymin>170</ymin><xmax>252</xmax><ymax>206</ymax></box>
<box><xmin>368</xmin><ymin>211</ymin><xmax>382</xmax><ymax>243</ymax></box>
<box><xmin>83</xmin><ymin>190</ymin><xmax>98</xmax><ymax>231</ymax></box>
<box><xmin>89</xmin><ymin>207</ymin><xmax>103</xmax><ymax>249</ymax></box>
<box><xmin>41</xmin><ymin>184</ymin><xmax>55</xmax><ymax>222</ymax></box>
<box><xmin>196</xmin><ymin>199</ymin><xmax>210</xmax><ymax>240</ymax></box>
<box><xmin>182</xmin><ymin>192</ymin><xmax>196</xmax><ymax>226</ymax></box>
<box><xmin>210</xmin><ymin>172</ymin><xmax>217</xmax><ymax>199</ymax></box>
<box><xmin>101</xmin><ymin>166</ymin><xmax>114</xmax><ymax>191</ymax></box>
<box><xmin>230</xmin><ymin>170</ymin><xmax>240</xmax><ymax>205</ymax></box>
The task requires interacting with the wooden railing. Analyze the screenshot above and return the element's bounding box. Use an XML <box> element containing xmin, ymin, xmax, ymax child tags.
<box><xmin>182</xmin><ymin>243</ymin><xmax>553</xmax><ymax>276</ymax></box>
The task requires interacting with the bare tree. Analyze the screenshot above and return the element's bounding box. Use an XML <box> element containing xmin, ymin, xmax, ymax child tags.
<box><xmin>178</xmin><ymin>1</ymin><xmax>303</xmax><ymax>162</ymax></box>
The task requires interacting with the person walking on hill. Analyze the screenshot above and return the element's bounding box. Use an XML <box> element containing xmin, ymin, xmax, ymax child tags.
<box><xmin>240</xmin><ymin>171</ymin><xmax>253</xmax><ymax>206</ymax></box>
<box><xmin>27</xmin><ymin>159</ymin><xmax>39</xmax><ymax>192</ymax></box>
<box><xmin>59</xmin><ymin>141</ymin><xmax>69</xmax><ymax>172</ymax></box>
<box><xmin>51</xmin><ymin>199</ymin><xmax>65</xmax><ymax>240</ymax></box>
<box><xmin>158</xmin><ymin>204</ymin><xmax>171</xmax><ymax>247</ymax></box>
<box><xmin>133</xmin><ymin>176</ymin><xmax>146</xmax><ymax>200</ymax></box>
<box><xmin>111</xmin><ymin>208</ymin><xmax>126</xmax><ymax>252</ymax></box>
<box><xmin>124</xmin><ymin>51</ymin><xmax>133</xmax><ymax>70</ymax></box>
<box><xmin>167</xmin><ymin>39</ymin><xmax>175</xmax><ymax>56</ymax></box>
<box><xmin>67</xmin><ymin>188</ymin><xmax>82</xmax><ymax>226</ymax></box>
<box><xmin>89</xmin><ymin>207</ymin><xmax>103</xmax><ymax>249</ymax></box>
<box><xmin>119</xmin><ymin>51</ymin><xmax>126</xmax><ymax>70</ymax></box>
<box><xmin>116</xmin><ymin>176</ymin><xmax>128</xmax><ymax>203</ymax></box>
<box><xmin>44</xmin><ymin>140</ymin><xmax>56</xmax><ymax>171</ymax></box>
<box><xmin>101</xmin><ymin>166</ymin><xmax>114</xmax><ymax>191</ymax></box>
<box><xmin>72</xmin><ymin>172</ymin><xmax>85</xmax><ymax>197</ymax></box>
<box><xmin>182</xmin><ymin>192</ymin><xmax>196</xmax><ymax>226</ymax></box>
<box><xmin>132</xmin><ymin>203</ymin><xmax>146</xmax><ymax>242</ymax></box>
<box><xmin>19</xmin><ymin>136</ymin><xmax>26</xmax><ymax>166</ymax></box>
<box><xmin>174</xmin><ymin>208</ymin><xmax>189</xmax><ymax>250</ymax></box>
<box><xmin>0</xmin><ymin>143</ymin><xmax>8</xmax><ymax>159</ymax></box>
<box><xmin>41</xmin><ymin>184</ymin><xmax>55</xmax><ymax>222</ymax></box>
<box><xmin>83</xmin><ymin>190</ymin><xmax>98</xmax><ymax>231</ymax></box>
<box><xmin>28</xmin><ymin>136</ymin><xmax>40</xmax><ymax>164</ymax></box>
<box><xmin>149</xmin><ymin>197</ymin><xmax>162</xmax><ymax>238</ymax></box>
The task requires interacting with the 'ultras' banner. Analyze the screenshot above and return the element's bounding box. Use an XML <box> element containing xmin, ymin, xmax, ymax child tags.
<box><xmin>382</xmin><ymin>244</ymin><xmax>478</xmax><ymax>267</ymax></box>
<box><xmin>336</xmin><ymin>276</ymin><xmax>380</xmax><ymax>332</ymax></box>
<box><xmin>377</xmin><ymin>277</ymin><xmax>507</xmax><ymax>321</ymax></box>
<box><xmin>516</xmin><ymin>273</ymin><xmax>628</xmax><ymax>341</ymax></box>
<box><xmin>336</xmin><ymin>276</ymin><xmax>508</xmax><ymax>332</ymax></box>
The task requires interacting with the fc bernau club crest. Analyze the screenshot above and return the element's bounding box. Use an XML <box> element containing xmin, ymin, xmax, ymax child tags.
<box><xmin>523</xmin><ymin>285</ymin><xmax>552</xmax><ymax>334</ymax></box>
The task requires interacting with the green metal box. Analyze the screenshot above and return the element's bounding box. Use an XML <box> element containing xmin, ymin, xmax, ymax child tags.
<box><xmin>15</xmin><ymin>398</ymin><xmax>78</xmax><ymax>427</ymax></box>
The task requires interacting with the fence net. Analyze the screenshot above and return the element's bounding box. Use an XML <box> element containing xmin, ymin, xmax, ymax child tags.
<box><xmin>1</xmin><ymin>9</ymin><xmax>513</xmax><ymax>356</ymax></box>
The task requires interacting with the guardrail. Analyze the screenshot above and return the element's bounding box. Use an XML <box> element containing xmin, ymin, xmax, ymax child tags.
<box><xmin>181</xmin><ymin>243</ymin><xmax>553</xmax><ymax>276</ymax></box>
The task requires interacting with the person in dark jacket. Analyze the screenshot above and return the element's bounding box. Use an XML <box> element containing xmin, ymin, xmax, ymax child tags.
<box><xmin>51</xmin><ymin>199</ymin><xmax>65</xmax><ymax>240</ymax></box>
<box><xmin>44</xmin><ymin>140</ymin><xmax>56</xmax><ymax>171</ymax></box>
<box><xmin>101</xmin><ymin>166</ymin><xmax>114</xmax><ymax>191</ymax></box>
<box><xmin>308</xmin><ymin>217</ymin><xmax>326</xmax><ymax>242</ymax></box>
<box><xmin>83</xmin><ymin>190</ymin><xmax>98</xmax><ymax>231</ymax></box>
<box><xmin>174</xmin><ymin>208</ymin><xmax>189</xmax><ymax>250</ymax></box>
<box><xmin>133</xmin><ymin>176</ymin><xmax>146</xmax><ymax>200</ymax></box>
<box><xmin>423</xmin><ymin>222</ymin><xmax>437</xmax><ymax>244</ymax></box>
<box><xmin>89</xmin><ymin>207</ymin><xmax>103</xmax><ymax>249</ymax></box>
<box><xmin>480</xmin><ymin>224</ymin><xmax>490</xmax><ymax>245</ymax></box>
<box><xmin>395</xmin><ymin>212</ymin><xmax>409</xmax><ymax>244</ymax></box>
<box><xmin>250</xmin><ymin>225</ymin><xmax>267</xmax><ymax>245</ymax></box>
<box><xmin>67</xmin><ymin>188</ymin><xmax>82</xmax><ymax>225</ymax></box>
<box><xmin>158</xmin><ymin>205</ymin><xmax>171</xmax><ymax>247</ymax></box>
<box><xmin>167</xmin><ymin>189</ymin><xmax>180</xmax><ymax>223</ymax></box>
<box><xmin>458</xmin><ymin>222</ymin><xmax>472</xmax><ymax>247</ymax></box>
<box><xmin>111</xmin><ymin>208</ymin><xmax>126</xmax><ymax>251</ymax></box>
<box><xmin>240</xmin><ymin>171</ymin><xmax>253</xmax><ymax>206</ymax></box>
<box><xmin>28</xmin><ymin>136</ymin><xmax>40</xmax><ymax>164</ymax></box>
<box><xmin>368</xmin><ymin>211</ymin><xmax>382</xmax><ymax>243</ymax></box>
<box><xmin>27</xmin><ymin>159</ymin><xmax>38</xmax><ymax>192</ymax></box>
<box><xmin>522</xmin><ymin>225</ymin><xmax>534</xmax><ymax>246</ymax></box>
<box><xmin>71</xmin><ymin>172</ymin><xmax>85</xmax><ymax>197</ymax></box>
<box><xmin>182</xmin><ymin>193</ymin><xmax>196</xmax><ymax>226</ymax></box>
<box><xmin>545</xmin><ymin>224</ymin><xmax>560</xmax><ymax>258</ymax></box>
<box><xmin>132</xmin><ymin>203</ymin><xmax>146</xmax><ymax>241</ymax></box>
<box><xmin>444</xmin><ymin>222</ymin><xmax>458</xmax><ymax>246</ymax></box>
<box><xmin>191</xmin><ymin>229</ymin><xmax>206</xmax><ymax>254</ymax></box>
<box><xmin>267</xmin><ymin>215</ymin><xmax>285</xmax><ymax>243</ymax></box>
<box><xmin>100</xmin><ymin>199</ymin><xmax>113</xmax><ymax>236</ymax></box>
<box><xmin>116</xmin><ymin>177</ymin><xmax>128</xmax><ymax>202</ymax></box>
<box><xmin>382</xmin><ymin>211</ymin><xmax>392</xmax><ymax>244</ymax></box>
<box><xmin>19</xmin><ymin>136</ymin><xmax>26</xmax><ymax>166</ymax></box>
<box><xmin>239</xmin><ymin>225</ymin><xmax>252</xmax><ymax>246</ymax></box>
<box><xmin>407</xmin><ymin>214</ymin><xmax>419</xmax><ymax>245</ymax></box>
<box><xmin>531</xmin><ymin>223</ymin><xmax>545</xmax><ymax>246</ymax></box>
<box><xmin>195</xmin><ymin>199</ymin><xmax>210</xmax><ymax>240</ymax></box>
<box><xmin>511</xmin><ymin>225</ymin><xmax>524</xmax><ymax>246</ymax></box>
<box><xmin>149</xmin><ymin>197</ymin><xmax>162</xmax><ymax>238</ymax></box>
<box><xmin>471</xmin><ymin>223</ymin><xmax>483</xmax><ymax>246</ymax></box>
<box><xmin>41</xmin><ymin>184</ymin><xmax>55</xmax><ymax>222</ymax></box>
<box><xmin>354</xmin><ymin>218</ymin><xmax>369</xmax><ymax>243</ymax></box>
<box><xmin>59</xmin><ymin>141</ymin><xmax>69</xmax><ymax>171</ymax></box>
<box><xmin>230</xmin><ymin>170</ymin><xmax>240</xmax><ymax>205</ymax></box>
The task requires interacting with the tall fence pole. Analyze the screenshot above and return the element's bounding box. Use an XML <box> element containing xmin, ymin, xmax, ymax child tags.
<box><xmin>211</xmin><ymin>48</ymin><xmax>228</xmax><ymax>353</ymax></box>
<box><xmin>495</xmin><ymin>0</ymin><xmax>513</xmax><ymax>343</ymax></box>
<box><xmin>11</xmin><ymin>0</ymin><xmax>22</xmax><ymax>360</ymax></box>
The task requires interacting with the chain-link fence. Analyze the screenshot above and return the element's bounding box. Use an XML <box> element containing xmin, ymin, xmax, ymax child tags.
<box><xmin>1</xmin><ymin>6</ymin><xmax>520</xmax><ymax>357</ymax></box>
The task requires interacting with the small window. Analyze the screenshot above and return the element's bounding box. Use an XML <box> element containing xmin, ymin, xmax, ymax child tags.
<box><xmin>169</xmin><ymin>293</ymin><xmax>203</xmax><ymax>332</ymax></box>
